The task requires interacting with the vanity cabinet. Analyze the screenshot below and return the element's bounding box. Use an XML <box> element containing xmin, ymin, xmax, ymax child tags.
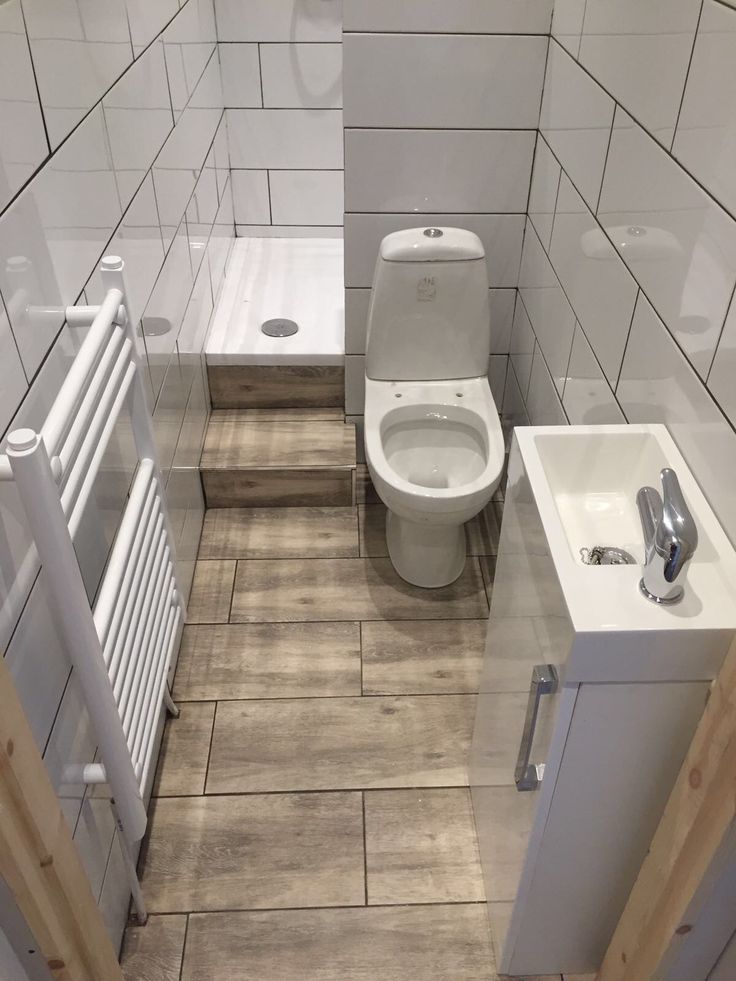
<box><xmin>470</xmin><ymin>426</ymin><xmax>736</xmax><ymax>977</ymax></box>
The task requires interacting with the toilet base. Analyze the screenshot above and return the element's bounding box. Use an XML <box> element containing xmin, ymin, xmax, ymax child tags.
<box><xmin>385</xmin><ymin>509</ymin><xmax>466</xmax><ymax>588</ymax></box>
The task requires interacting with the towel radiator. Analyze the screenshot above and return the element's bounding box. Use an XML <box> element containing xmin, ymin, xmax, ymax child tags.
<box><xmin>0</xmin><ymin>256</ymin><xmax>185</xmax><ymax>924</ymax></box>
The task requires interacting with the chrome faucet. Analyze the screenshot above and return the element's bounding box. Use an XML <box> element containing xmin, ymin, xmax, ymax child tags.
<box><xmin>636</xmin><ymin>468</ymin><xmax>698</xmax><ymax>604</ymax></box>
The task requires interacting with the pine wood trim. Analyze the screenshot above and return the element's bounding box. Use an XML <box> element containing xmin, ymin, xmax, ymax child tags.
<box><xmin>0</xmin><ymin>654</ymin><xmax>124</xmax><ymax>981</ymax></box>
<box><xmin>597</xmin><ymin>640</ymin><xmax>736</xmax><ymax>981</ymax></box>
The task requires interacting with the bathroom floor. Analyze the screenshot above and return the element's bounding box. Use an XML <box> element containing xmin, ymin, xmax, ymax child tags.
<box><xmin>118</xmin><ymin>491</ymin><xmax>573</xmax><ymax>980</ymax></box>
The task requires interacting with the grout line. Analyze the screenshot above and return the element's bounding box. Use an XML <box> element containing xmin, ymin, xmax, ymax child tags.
<box><xmin>178</xmin><ymin>913</ymin><xmax>190</xmax><ymax>981</ymax></box>
<box><xmin>359</xmin><ymin>620</ymin><xmax>364</xmax><ymax>696</ymax></box>
<box><xmin>153</xmin><ymin>900</ymin><xmax>490</xmax><ymax>917</ymax></box>
<box><xmin>362</xmin><ymin>792</ymin><xmax>369</xmax><ymax>905</ymax></box>
<box><xmin>156</xmin><ymin>787</ymin><xmax>488</xmax><ymax>800</ymax></box>
<box><xmin>202</xmin><ymin>701</ymin><xmax>219</xmax><ymax>796</ymax></box>
<box><xmin>670</xmin><ymin>0</ymin><xmax>706</xmax><ymax>154</ymax></box>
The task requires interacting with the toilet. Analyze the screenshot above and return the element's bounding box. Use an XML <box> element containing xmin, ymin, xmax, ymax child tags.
<box><xmin>364</xmin><ymin>227</ymin><xmax>505</xmax><ymax>588</ymax></box>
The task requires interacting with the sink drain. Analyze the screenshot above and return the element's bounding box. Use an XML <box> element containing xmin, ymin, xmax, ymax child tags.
<box><xmin>261</xmin><ymin>318</ymin><xmax>298</xmax><ymax>337</ymax></box>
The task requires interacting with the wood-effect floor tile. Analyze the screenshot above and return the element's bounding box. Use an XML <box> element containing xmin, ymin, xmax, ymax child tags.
<box><xmin>358</xmin><ymin>505</ymin><xmax>498</xmax><ymax>559</ymax></box>
<box><xmin>187</xmin><ymin>560</ymin><xmax>236</xmax><ymax>623</ymax></box>
<box><xmin>361</xmin><ymin>619</ymin><xmax>486</xmax><ymax>695</ymax></box>
<box><xmin>479</xmin><ymin>556</ymin><xmax>496</xmax><ymax>605</ymax></box>
<box><xmin>230</xmin><ymin>558</ymin><xmax>488</xmax><ymax>623</ymax></box>
<box><xmin>199</xmin><ymin>507</ymin><xmax>359</xmax><ymax>559</ymax></box>
<box><xmin>364</xmin><ymin>789</ymin><xmax>484</xmax><ymax>905</ymax></box>
<box><xmin>226</xmin><ymin>407</ymin><xmax>345</xmax><ymax>421</ymax></box>
<box><xmin>182</xmin><ymin>904</ymin><xmax>495</xmax><ymax>981</ymax></box>
<box><xmin>201</xmin><ymin>412</ymin><xmax>355</xmax><ymax>469</ymax></box>
<box><xmin>120</xmin><ymin>914</ymin><xmax>187</xmax><ymax>981</ymax></box>
<box><xmin>174</xmin><ymin>622</ymin><xmax>362</xmax><ymax>700</ymax></box>
<box><xmin>140</xmin><ymin>793</ymin><xmax>364</xmax><ymax>913</ymax></box>
<box><xmin>203</xmin><ymin>468</ymin><xmax>353</xmax><ymax>508</ymax></box>
<box><xmin>153</xmin><ymin>702</ymin><xmax>215</xmax><ymax>796</ymax></box>
<box><xmin>206</xmin><ymin>695</ymin><xmax>476</xmax><ymax>793</ymax></box>
<box><xmin>207</xmin><ymin>364</ymin><xmax>344</xmax><ymax>409</ymax></box>
<box><xmin>355</xmin><ymin>463</ymin><xmax>380</xmax><ymax>504</ymax></box>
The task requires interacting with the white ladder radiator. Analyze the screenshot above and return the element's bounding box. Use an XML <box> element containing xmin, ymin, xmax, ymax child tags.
<box><xmin>0</xmin><ymin>256</ymin><xmax>185</xmax><ymax>924</ymax></box>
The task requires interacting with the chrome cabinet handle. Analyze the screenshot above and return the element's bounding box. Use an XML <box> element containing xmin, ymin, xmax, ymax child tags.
<box><xmin>515</xmin><ymin>664</ymin><xmax>558</xmax><ymax>792</ymax></box>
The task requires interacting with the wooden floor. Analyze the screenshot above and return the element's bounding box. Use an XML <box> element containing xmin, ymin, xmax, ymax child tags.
<box><xmin>120</xmin><ymin>500</ymin><xmax>578</xmax><ymax>980</ymax></box>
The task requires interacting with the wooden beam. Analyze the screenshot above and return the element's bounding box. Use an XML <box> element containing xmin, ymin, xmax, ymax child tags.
<box><xmin>0</xmin><ymin>655</ymin><xmax>124</xmax><ymax>981</ymax></box>
<box><xmin>597</xmin><ymin>641</ymin><xmax>736</xmax><ymax>981</ymax></box>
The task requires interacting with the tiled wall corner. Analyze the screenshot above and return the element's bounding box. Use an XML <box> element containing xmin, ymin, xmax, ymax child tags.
<box><xmin>0</xmin><ymin>0</ymin><xmax>234</xmax><ymax>958</ymax></box>
<box><xmin>342</xmin><ymin>2</ymin><xmax>550</xmax><ymax>428</ymax></box>
<box><xmin>217</xmin><ymin>0</ymin><xmax>344</xmax><ymax>233</ymax></box>
<box><xmin>517</xmin><ymin>3</ymin><xmax>736</xmax><ymax>548</ymax></box>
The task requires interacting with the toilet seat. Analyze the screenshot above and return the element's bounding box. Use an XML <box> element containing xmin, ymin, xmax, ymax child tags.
<box><xmin>365</xmin><ymin>376</ymin><xmax>505</xmax><ymax>520</ymax></box>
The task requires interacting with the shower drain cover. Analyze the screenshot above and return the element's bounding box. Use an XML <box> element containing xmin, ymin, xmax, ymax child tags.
<box><xmin>261</xmin><ymin>318</ymin><xmax>299</xmax><ymax>337</ymax></box>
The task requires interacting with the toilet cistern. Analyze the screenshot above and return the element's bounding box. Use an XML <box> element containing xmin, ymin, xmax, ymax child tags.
<box><xmin>637</xmin><ymin>468</ymin><xmax>698</xmax><ymax>605</ymax></box>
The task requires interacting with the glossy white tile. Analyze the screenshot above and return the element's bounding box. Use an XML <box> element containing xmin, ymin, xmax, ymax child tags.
<box><xmin>598</xmin><ymin>108</ymin><xmax>736</xmax><ymax>379</ymax></box>
<box><xmin>231</xmin><ymin>170</ymin><xmax>271</xmax><ymax>225</ymax></box>
<box><xmin>226</xmin><ymin>109</ymin><xmax>344</xmax><ymax>169</ymax></box>
<box><xmin>617</xmin><ymin>292</ymin><xmax>736</xmax><ymax>545</ymax></box>
<box><xmin>550</xmin><ymin>175</ymin><xmax>639</xmax><ymax>385</ymax></box>
<box><xmin>261</xmin><ymin>43</ymin><xmax>343</xmax><ymax>109</ymax></box>
<box><xmin>526</xmin><ymin>344</ymin><xmax>568</xmax><ymax>426</ymax></box>
<box><xmin>345</xmin><ymin>288</ymin><xmax>372</xmax><ymax>355</ymax></box>
<box><xmin>528</xmin><ymin>136</ymin><xmax>561</xmax><ymax>250</ymax></box>
<box><xmin>518</xmin><ymin>221</ymin><xmax>576</xmax><ymax>393</ymax></box>
<box><xmin>0</xmin><ymin>0</ymin><xmax>49</xmax><ymax>214</ymax></box>
<box><xmin>579</xmin><ymin>0</ymin><xmax>701</xmax><ymax>147</ymax></box>
<box><xmin>214</xmin><ymin>0</ymin><xmax>342</xmax><ymax>42</ymax></box>
<box><xmin>563</xmin><ymin>324</ymin><xmax>625</xmax><ymax>424</ymax></box>
<box><xmin>707</xmin><ymin>295</ymin><xmax>736</xmax><ymax>429</ymax></box>
<box><xmin>163</xmin><ymin>0</ymin><xmax>217</xmax><ymax>117</ymax></box>
<box><xmin>153</xmin><ymin>355</ymin><xmax>189</xmax><ymax>473</ymax></box>
<box><xmin>344</xmin><ymin>213</ymin><xmax>525</xmax><ymax>289</ymax></box>
<box><xmin>188</xmin><ymin>48</ymin><xmax>224</xmax><ymax>110</ymax></box>
<box><xmin>343</xmin><ymin>34</ymin><xmax>547</xmax><ymax>129</ymax></box>
<box><xmin>673</xmin><ymin>1</ymin><xmax>736</xmax><ymax>217</ymax></box>
<box><xmin>0</xmin><ymin>296</ymin><xmax>28</xmax><ymax>436</ymax></box>
<box><xmin>344</xmin><ymin>129</ymin><xmax>534</xmax><ymax>215</ymax></box>
<box><xmin>178</xmin><ymin>254</ymin><xmax>214</xmax><ymax>368</ymax></box>
<box><xmin>490</xmin><ymin>290</ymin><xmax>517</xmax><ymax>356</ymax></box>
<box><xmin>103</xmin><ymin>39</ymin><xmax>174</xmax><ymax>211</ymax></box>
<box><xmin>502</xmin><ymin>362</ymin><xmax>531</xmax><ymax>444</ymax></box>
<box><xmin>488</xmin><ymin>356</ymin><xmax>508</xmax><ymax>408</ymax></box>
<box><xmin>125</xmin><ymin>0</ymin><xmax>178</xmax><ymax>53</ymax></box>
<box><xmin>0</xmin><ymin>106</ymin><xmax>122</xmax><ymax>376</ymax></box>
<box><xmin>213</xmin><ymin>115</ymin><xmax>231</xmax><ymax>202</ymax></box>
<box><xmin>186</xmin><ymin>156</ymin><xmax>219</xmax><ymax>276</ymax></box>
<box><xmin>551</xmin><ymin>0</ymin><xmax>587</xmax><ymax>57</ymax></box>
<box><xmin>539</xmin><ymin>41</ymin><xmax>615</xmax><ymax>212</ymax></box>
<box><xmin>219</xmin><ymin>43</ymin><xmax>262</xmax><ymax>107</ymax></box>
<box><xmin>269</xmin><ymin>170</ymin><xmax>344</xmax><ymax>226</ymax></box>
<box><xmin>509</xmin><ymin>296</ymin><xmax>535</xmax><ymax>399</ymax></box>
<box><xmin>22</xmin><ymin>0</ymin><xmax>133</xmax><ymax>148</ymax></box>
<box><xmin>208</xmin><ymin>179</ymin><xmax>235</xmax><ymax>303</ymax></box>
<box><xmin>344</xmin><ymin>0</ymin><xmax>553</xmax><ymax>34</ymax></box>
<box><xmin>236</xmin><ymin>224</ymin><xmax>343</xmax><ymax>239</ymax></box>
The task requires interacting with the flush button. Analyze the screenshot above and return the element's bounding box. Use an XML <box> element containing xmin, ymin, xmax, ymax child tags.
<box><xmin>423</xmin><ymin>228</ymin><xmax>443</xmax><ymax>238</ymax></box>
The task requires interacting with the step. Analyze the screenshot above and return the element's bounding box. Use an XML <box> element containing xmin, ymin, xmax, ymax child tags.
<box><xmin>207</xmin><ymin>363</ymin><xmax>344</xmax><ymax>409</ymax></box>
<box><xmin>201</xmin><ymin>409</ymin><xmax>357</xmax><ymax>508</ymax></box>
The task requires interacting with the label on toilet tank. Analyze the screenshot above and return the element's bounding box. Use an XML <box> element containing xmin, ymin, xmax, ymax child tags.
<box><xmin>417</xmin><ymin>276</ymin><xmax>437</xmax><ymax>302</ymax></box>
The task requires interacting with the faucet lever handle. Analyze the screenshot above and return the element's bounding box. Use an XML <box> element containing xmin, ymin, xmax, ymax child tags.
<box><xmin>659</xmin><ymin>468</ymin><xmax>698</xmax><ymax>583</ymax></box>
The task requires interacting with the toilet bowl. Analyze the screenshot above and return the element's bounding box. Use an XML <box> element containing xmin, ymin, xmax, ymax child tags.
<box><xmin>363</xmin><ymin>227</ymin><xmax>505</xmax><ymax>588</ymax></box>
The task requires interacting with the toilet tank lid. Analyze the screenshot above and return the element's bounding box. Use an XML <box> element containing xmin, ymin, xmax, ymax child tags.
<box><xmin>380</xmin><ymin>227</ymin><xmax>485</xmax><ymax>262</ymax></box>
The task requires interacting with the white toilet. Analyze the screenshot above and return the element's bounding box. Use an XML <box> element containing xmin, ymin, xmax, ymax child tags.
<box><xmin>364</xmin><ymin>227</ymin><xmax>505</xmax><ymax>588</ymax></box>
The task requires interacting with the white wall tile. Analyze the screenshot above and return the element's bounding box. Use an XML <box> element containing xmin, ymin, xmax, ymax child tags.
<box><xmin>617</xmin><ymin>293</ymin><xmax>736</xmax><ymax>545</ymax></box>
<box><xmin>0</xmin><ymin>106</ymin><xmax>122</xmax><ymax>377</ymax></box>
<box><xmin>344</xmin><ymin>213</ymin><xmax>525</xmax><ymax>289</ymax></box>
<box><xmin>125</xmin><ymin>0</ymin><xmax>179</xmax><ymax>53</ymax></box>
<box><xmin>488</xmin><ymin>355</ymin><xmax>508</xmax><ymax>408</ymax></box>
<box><xmin>178</xmin><ymin>255</ymin><xmax>214</xmax><ymax>368</ymax></box>
<box><xmin>345</xmin><ymin>354</ymin><xmax>365</xmax><ymax>414</ymax></box>
<box><xmin>345</xmin><ymin>287</ymin><xmax>371</xmax><ymax>355</ymax></box>
<box><xmin>344</xmin><ymin>129</ymin><xmax>535</xmax><ymax>214</ymax></box>
<box><xmin>707</xmin><ymin>294</ymin><xmax>736</xmax><ymax>428</ymax></box>
<box><xmin>163</xmin><ymin>0</ymin><xmax>217</xmax><ymax>116</ymax></box>
<box><xmin>502</xmin><ymin>362</ymin><xmax>531</xmax><ymax>443</ymax></box>
<box><xmin>526</xmin><ymin>344</ymin><xmax>568</xmax><ymax>425</ymax></box>
<box><xmin>261</xmin><ymin>43</ymin><xmax>342</xmax><ymax>109</ymax></box>
<box><xmin>518</xmin><ymin>221</ymin><xmax>576</xmax><ymax>392</ymax></box>
<box><xmin>236</xmin><ymin>224</ymin><xmax>343</xmax><ymax>238</ymax></box>
<box><xmin>551</xmin><ymin>0</ymin><xmax>587</xmax><ymax>57</ymax></box>
<box><xmin>189</xmin><ymin>48</ymin><xmax>224</xmax><ymax>109</ymax></box>
<box><xmin>215</xmin><ymin>0</ymin><xmax>342</xmax><ymax>42</ymax></box>
<box><xmin>103</xmin><ymin>39</ymin><xmax>174</xmax><ymax>212</ymax></box>
<box><xmin>213</xmin><ymin>114</ymin><xmax>231</xmax><ymax>200</ymax></box>
<box><xmin>269</xmin><ymin>170</ymin><xmax>344</xmax><ymax>226</ymax></box>
<box><xmin>599</xmin><ymin>108</ymin><xmax>736</xmax><ymax>379</ymax></box>
<box><xmin>579</xmin><ymin>0</ymin><xmax>702</xmax><ymax>146</ymax></box>
<box><xmin>208</xmin><ymin>179</ymin><xmax>236</xmax><ymax>302</ymax></box>
<box><xmin>539</xmin><ymin>41</ymin><xmax>615</xmax><ymax>211</ymax></box>
<box><xmin>0</xmin><ymin>297</ymin><xmax>28</xmax><ymax>436</ymax></box>
<box><xmin>226</xmin><ymin>109</ymin><xmax>344</xmax><ymax>168</ymax></box>
<box><xmin>344</xmin><ymin>0</ymin><xmax>553</xmax><ymax>34</ymax></box>
<box><xmin>154</xmin><ymin>356</ymin><xmax>189</xmax><ymax>473</ymax></box>
<box><xmin>528</xmin><ymin>136</ymin><xmax>561</xmax><ymax>250</ymax></box>
<box><xmin>219</xmin><ymin>43</ymin><xmax>262</xmax><ymax>106</ymax></box>
<box><xmin>490</xmin><ymin>290</ymin><xmax>517</xmax><ymax>357</ymax></box>
<box><xmin>0</xmin><ymin>1</ymin><xmax>48</xmax><ymax>214</ymax></box>
<box><xmin>673</xmin><ymin>1</ymin><xmax>736</xmax><ymax>218</ymax></box>
<box><xmin>563</xmin><ymin>324</ymin><xmax>625</xmax><ymax>424</ymax></box>
<box><xmin>549</xmin><ymin>175</ymin><xmax>639</xmax><ymax>385</ymax></box>
<box><xmin>343</xmin><ymin>34</ymin><xmax>547</xmax><ymax>129</ymax></box>
<box><xmin>22</xmin><ymin>0</ymin><xmax>133</xmax><ymax>148</ymax></box>
<box><xmin>231</xmin><ymin>170</ymin><xmax>271</xmax><ymax>224</ymax></box>
<box><xmin>509</xmin><ymin>294</ymin><xmax>535</xmax><ymax>398</ymax></box>
<box><xmin>186</xmin><ymin>156</ymin><xmax>219</xmax><ymax>275</ymax></box>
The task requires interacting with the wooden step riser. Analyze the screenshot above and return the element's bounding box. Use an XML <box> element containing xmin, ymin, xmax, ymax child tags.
<box><xmin>208</xmin><ymin>364</ymin><xmax>345</xmax><ymax>409</ymax></box>
<box><xmin>202</xmin><ymin>468</ymin><xmax>354</xmax><ymax>508</ymax></box>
